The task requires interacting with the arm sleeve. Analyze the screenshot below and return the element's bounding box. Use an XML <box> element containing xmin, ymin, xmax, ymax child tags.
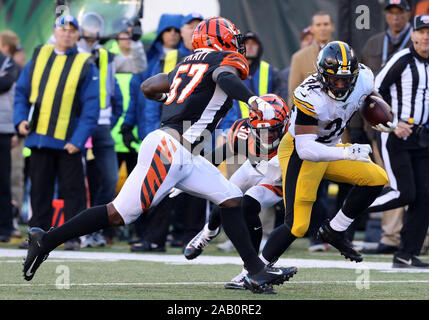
<box><xmin>295</xmin><ymin>107</ymin><xmax>318</xmax><ymax>125</ymax></box>
<box><xmin>295</xmin><ymin>133</ymin><xmax>345</xmax><ymax>162</ymax></box>
<box><xmin>215</xmin><ymin>71</ymin><xmax>255</xmax><ymax>103</ymax></box>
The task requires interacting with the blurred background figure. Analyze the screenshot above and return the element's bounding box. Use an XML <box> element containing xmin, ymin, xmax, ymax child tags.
<box><xmin>14</xmin><ymin>15</ymin><xmax>100</xmax><ymax>250</ymax></box>
<box><xmin>0</xmin><ymin>31</ymin><xmax>20</xmax><ymax>242</ymax></box>
<box><xmin>0</xmin><ymin>30</ymin><xmax>25</xmax><ymax>240</ymax></box>
<box><xmin>278</xmin><ymin>26</ymin><xmax>313</xmax><ymax>109</ymax></box>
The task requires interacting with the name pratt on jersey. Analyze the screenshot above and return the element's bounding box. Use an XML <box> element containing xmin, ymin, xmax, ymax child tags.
<box><xmin>183</xmin><ymin>51</ymin><xmax>210</xmax><ymax>62</ymax></box>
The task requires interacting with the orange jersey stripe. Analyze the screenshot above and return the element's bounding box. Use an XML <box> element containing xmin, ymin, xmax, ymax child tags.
<box><xmin>259</xmin><ymin>184</ymin><xmax>283</xmax><ymax>197</ymax></box>
<box><xmin>220</xmin><ymin>52</ymin><xmax>249</xmax><ymax>79</ymax></box>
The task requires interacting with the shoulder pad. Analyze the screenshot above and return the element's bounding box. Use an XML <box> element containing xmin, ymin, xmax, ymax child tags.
<box><xmin>220</xmin><ymin>52</ymin><xmax>249</xmax><ymax>80</ymax></box>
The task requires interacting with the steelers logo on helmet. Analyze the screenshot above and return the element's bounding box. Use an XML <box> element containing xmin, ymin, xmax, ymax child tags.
<box><xmin>248</xmin><ymin>94</ymin><xmax>289</xmax><ymax>153</ymax></box>
<box><xmin>191</xmin><ymin>17</ymin><xmax>246</xmax><ymax>55</ymax></box>
<box><xmin>317</xmin><ymin>41</ymin><xmax>359</xmax><ymax>101</ymax></box>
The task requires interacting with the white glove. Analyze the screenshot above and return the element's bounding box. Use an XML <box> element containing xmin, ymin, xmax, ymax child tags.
<box><xmin>342</xmin><ymin>144</ymin><xmax>372</xmax><ymax>162</ymax></box>
<box><xmin>248</xmin><ymin>96</ymin><xmax>275</xmax><ymax>120</ymax></box>
<box><xmin>169</xmin><ymin>188</ymin><xmax>183</xmax><ymax>198</ymax></box>
<box><xmin>372</xmin><ymin>113</ymin><xmax>398</xmax><ymax>133</ymax></box>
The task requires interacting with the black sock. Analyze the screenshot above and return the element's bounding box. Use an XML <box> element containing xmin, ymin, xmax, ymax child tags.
<box><xmin>42</xmin><ymin>205</ymin><xmax>110</xmax><ymax>252</ymax></box>
<box><xmin>262</xmin><ymin>224</ymin><xmax>296</xmax><ymax>263</ymax></box>
<box><xmin>242</xmin><ymin>195</ymin><xmax>263</xmax><ymax>253</ymax></box>
<box><xmin>342</xmin><ymin>185</ymin><xmax>384</xmax><ymax>219</ymax></box>
<box><xmin>208</xmin><ymin>206</ymin><xmax>221</xmax><ymax>231</ymax></box>
<box><xmin>219</xmin><ymin>206</ymin><xmax>265</xmax><ymax>274</ymax></box>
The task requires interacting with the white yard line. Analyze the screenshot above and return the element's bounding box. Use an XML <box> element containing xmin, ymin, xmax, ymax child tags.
<box><xmin>1</xmin><ymin>248</ymin><xmax>429</xmax><ymax>273</ymax></box>
<box><xmin>0</xmin><ymin>280</ymin><xmax>428</xmax><ymax>288</ymax></box>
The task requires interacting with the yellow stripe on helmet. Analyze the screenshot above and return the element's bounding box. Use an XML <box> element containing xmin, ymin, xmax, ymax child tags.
<box><xmin>337</xmin><ymin>41</ymin><xmax>348</xmax><ymax>71</ymax></box>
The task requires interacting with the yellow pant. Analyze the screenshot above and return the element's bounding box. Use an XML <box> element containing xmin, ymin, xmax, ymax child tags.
<box><xmin>279</xmin><ymin>133</ymin><xmax>388</xmax><ymax>237</ymax></box>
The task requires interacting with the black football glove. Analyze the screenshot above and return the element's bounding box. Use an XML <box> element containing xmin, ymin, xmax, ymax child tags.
<box><xmin>120</xmin><ymin>123</ymin><xmax>138</xmax><ymax>152</ymax></box>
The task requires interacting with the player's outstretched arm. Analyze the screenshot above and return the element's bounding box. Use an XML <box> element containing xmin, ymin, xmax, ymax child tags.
<box><xmin>294</xmin><ymin>124</ymin><xmax>372</xmax><ymax>163</ymax></box>
<box><xmin>141</xmin><ymin>73</ymin><xmax>170</xmax><ymax>102</ymax></box>
<box><xmin>213</xmin><ymin>67</ymin><xmax>275</xmax><ymax>119</ymax></box>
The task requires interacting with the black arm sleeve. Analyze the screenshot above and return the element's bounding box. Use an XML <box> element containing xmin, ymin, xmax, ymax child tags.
<box><xmin>216</xmin><ymin>71</ymin><xmax>255</xmax><ymax>103</ymax></box>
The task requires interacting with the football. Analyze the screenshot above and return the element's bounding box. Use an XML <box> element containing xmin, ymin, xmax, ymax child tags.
<box><xmin>360</xmin><ymin>95</ymin><xmax>393</xmax><ymax>127</ymax></box>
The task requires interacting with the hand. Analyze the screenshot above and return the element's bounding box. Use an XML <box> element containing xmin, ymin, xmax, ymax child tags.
<box><xmin>393</xmin><ymin>121</ymin><xmax>413</xmax><ymax>139</ymax></box>
<box><xmin>121</xmin><ymin>124</ymin><xmax>138</xmax><ymax>152</ymax></box>
<box><xmin>372</xmin><ymin>112</ymin><xmax>398</xmax><ymax>133</ymax></box>
<box><xmin>169</xmin><ymin>188</ymin><xmax>184</xmax><ymax>198</ymax></box>
<box><xmin>64</xmin><ymin>143</ymin><xmax>80</xmax><ymax>154</ymax></box>
<box><xmin>248</xmin><ymin>96</ymin><xmax>275</xmax><ymax>120</ymax></box>
<box><xmin>342</xmin><ymin>143</ymin><xmax>372</xmax><ymax>162</ymax></box>
<box><xmin>11</xmin><ymin>135</ymin><xmax>18</xmax><ymax>149</ymax></box>
<box><xmin>18</xmin><ymin>121</ymin><xmax>30</xmax><ymax>136</ymax></box>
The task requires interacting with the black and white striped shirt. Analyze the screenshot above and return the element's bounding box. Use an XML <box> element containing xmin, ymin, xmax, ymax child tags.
<box><xmin>375</xmin><ymin>46</ymin><xmax>429</xmax><ymax>126</ymax></box>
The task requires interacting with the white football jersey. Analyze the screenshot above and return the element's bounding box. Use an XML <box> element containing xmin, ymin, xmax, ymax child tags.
<box><xmin>288</xmin><ymin>63</ymin><xmax>374</xmax><ymax>146</ymax></box>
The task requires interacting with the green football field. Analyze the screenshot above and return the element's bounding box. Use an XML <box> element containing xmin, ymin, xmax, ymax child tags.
<box><xmin>0</xmin><ymin>235</ymin><xmax>428</xmax><ymax>301</ymax></box>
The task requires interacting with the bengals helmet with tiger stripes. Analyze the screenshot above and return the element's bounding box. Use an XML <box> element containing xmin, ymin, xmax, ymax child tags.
<box><xmin>192</xmin><ymin>17</ymin><xmax>245</xmax><ymax>54</ymax></box>
<box><xmin>248</xmin><ymin>94</ymin><xmax>290</xmax><ymax>152</ymax></box>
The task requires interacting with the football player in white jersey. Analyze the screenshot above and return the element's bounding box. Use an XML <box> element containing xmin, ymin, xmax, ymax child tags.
<box><xmin>259</xmin><ymin>41</ymin><xmax>396</xmax><ymax>265</ymax></box>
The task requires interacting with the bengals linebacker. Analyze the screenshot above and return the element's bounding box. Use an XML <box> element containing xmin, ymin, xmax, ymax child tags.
<box><xmin>22</xmin><ymin>17</ymin><xmax>296</xmax><ymax>294</ymax></box>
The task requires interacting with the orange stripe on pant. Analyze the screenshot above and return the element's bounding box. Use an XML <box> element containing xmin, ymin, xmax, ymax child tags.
<box><xmin>140</xmin><ymin>144</ymin><xmax>172</xmax><ymax>211</ymax></box>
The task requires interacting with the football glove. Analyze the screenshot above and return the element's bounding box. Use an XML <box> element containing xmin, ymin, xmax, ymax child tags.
<box><xmin>248</xmin><ymin>96</ymin><xmax>276</xmax><ymax>120</ymax></box>
<box><xmin>372</xmin><ymin>112</ymin><xmax>398</xmax><ymax>133</ymax></box>
<box><xmin>120</xmin><ymin>123</ymin><xmax>138</xmax><ymax>152</ymax></box>
<box><xmin>342</xmin><ymin>143</ymin><xmax>372</xmax><ymax>162</ymax></box>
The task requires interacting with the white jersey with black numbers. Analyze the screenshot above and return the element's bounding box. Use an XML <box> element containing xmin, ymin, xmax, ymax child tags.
<box><xmin>289</xmin><ymin>63</ymin><xmax>374</xmax><ymax>146</ymax></box>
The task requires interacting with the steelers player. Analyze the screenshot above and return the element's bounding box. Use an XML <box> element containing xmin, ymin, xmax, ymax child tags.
<box><xmin>260</xmin><ymin>41</ymin><xmax>396</xmax><ymax>265</ymax></box>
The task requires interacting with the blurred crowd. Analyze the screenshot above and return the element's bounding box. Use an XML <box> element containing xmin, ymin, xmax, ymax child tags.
<box><xmin>0</xmin><ymin>0</ymin><xmax>428</xmax><ymax>262</ymax></box>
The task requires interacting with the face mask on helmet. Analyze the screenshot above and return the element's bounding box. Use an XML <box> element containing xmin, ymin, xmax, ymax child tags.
<box><xmin>321</xmin><ymin>72</ymin><xmax>358</xmax><ymax>101</ymax></box>
<box><xmin>249</xmin><ymin>121</ymin><xmax>285</xmax><ymax>152</ymax></box>
<box><xmin>317</xmin><ymin>42</ymin><xmax>359</xmax><ymax>101</ymax></box>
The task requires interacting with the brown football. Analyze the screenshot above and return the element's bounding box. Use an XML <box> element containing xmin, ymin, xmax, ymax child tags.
<box><xmin>360</xmin><ymin>95</ymin><xmax>393</xmax><ymax>127</ymax></box>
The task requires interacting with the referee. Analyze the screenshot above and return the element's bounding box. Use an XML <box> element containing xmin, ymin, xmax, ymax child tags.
<box><xmin>367</xmin><ymin>15</ymin><xmax>429</xmax><ymax>268</ymax></box>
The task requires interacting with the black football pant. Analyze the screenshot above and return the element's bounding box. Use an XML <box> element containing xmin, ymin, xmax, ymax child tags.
<box><xmin>367</xmin><ymin>130</ymin><xmax>429</xmax><ymax>256</ymax></box>
<box><xmin>29</xmin><ymin>148</ymin><xmax>87</xmax><ymax>232</ymax></box>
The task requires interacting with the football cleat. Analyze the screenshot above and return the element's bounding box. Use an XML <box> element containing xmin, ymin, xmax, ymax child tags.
<box><xmin>224</xmin><ymin>269</ymin><xmax>248</xmax><ymax>290</ymax></box>
<box><xmin>184</xmin><ymin>224</ymin><xmax>220</xmax><ymax>260</ymax></box>
<box><xmin>317</xmin><ymin>220</ymin><xmax>363</xmax><ymax>262</ymax></box>
<box><xmin>244</xmin><ymin>266</ymin><xmax>297</xmax><ymax>294</ymax></box>
<box><xmin>393</xmin><ymin>253</ymin><xmax>429</xmax><ymax>269</ymax></box>
<box><xmin>22</xmin><ymin>227</ymin><xmax>50</xmax><ymax>281</ymax></box>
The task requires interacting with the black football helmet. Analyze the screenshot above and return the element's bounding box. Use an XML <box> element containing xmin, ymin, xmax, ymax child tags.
<box><xmin>316</xmin><ymin>41</ymin><xmax>359</xmax><ymax>101</ymax></box>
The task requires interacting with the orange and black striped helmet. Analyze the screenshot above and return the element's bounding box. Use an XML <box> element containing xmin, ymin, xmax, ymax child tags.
<box><xmin>248</xmin><ymin>94</ymin><xmax>290</xmax><ymax>151</ymax></box>
<box><xmin>192</xmin><ymin>17</ymin><xmax>245</xmax><ymax>54</ymax></box>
